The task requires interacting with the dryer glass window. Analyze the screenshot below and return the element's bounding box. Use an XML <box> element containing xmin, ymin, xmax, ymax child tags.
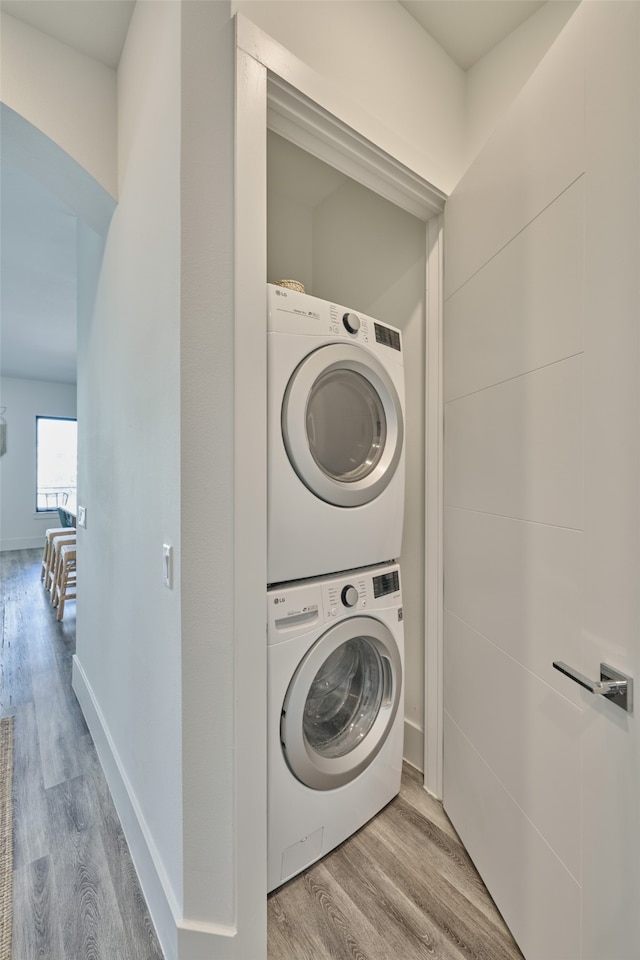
<box><xmin>306</xmin><ymin>370</ymin><xmax>386</xmax><ymax>482</ymax></box>
<box><xmin>303</xmin><ymin>637</ymin><xmax>384</xmax><ymax>759</ymax></box>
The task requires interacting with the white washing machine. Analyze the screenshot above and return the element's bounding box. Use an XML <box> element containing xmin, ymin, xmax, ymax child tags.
<box><xmin>267</xmin><ymin>283</ymin><xmax>406</xmax><ymax>584</ymax></box>
<box><xmin>267</xmin><ymin>562</ymin><xmax>404</xmax><ymax>892</ymax></box>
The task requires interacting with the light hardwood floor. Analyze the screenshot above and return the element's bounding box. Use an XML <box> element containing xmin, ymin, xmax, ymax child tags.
<box><xmin>268</xmin><ymin>763</ymin><xmax>524</xmax><ymax>960</ymax></box>
<box><xmin>3</xmin><ymin>548</ymin><xmax>524</xmax><ymax>960</ymax></box>
<box><xmin>1</xmin><ymin>548</ymin><xmax>163</xmax><ymax>960</ymax></box>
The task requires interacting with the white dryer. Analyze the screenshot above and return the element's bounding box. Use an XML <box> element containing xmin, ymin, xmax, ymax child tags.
<box><xmin>267</xmin><ymin>562</ymin><xmax>404</xmax><ymax>892</ymax></box>
<box><xmin>267</xmin><ymin>283</ymin><xmax>406</xmax><ymax>584</ymax></box>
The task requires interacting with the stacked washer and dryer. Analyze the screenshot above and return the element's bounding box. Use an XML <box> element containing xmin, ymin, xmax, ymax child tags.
<box><xmin>266</xmin><ymin>282</ymin><xmax>407</xmax><ymax>892</ymax></box>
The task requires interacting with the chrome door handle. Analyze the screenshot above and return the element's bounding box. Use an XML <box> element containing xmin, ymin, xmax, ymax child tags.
<box><xmin>552</xmin><ymin>662</ymin><xmax>633</xmax><ymax>713</ymax></box>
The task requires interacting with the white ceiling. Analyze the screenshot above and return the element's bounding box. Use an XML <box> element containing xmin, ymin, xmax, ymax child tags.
<box><xmin>400</xmin><ymin>1</ymin><xmax>546</xmax><ymax>70</ymax></box>
<box><xmin>0</xmin><ymin>0</ymin><xmax>549</xmax><ymax>384</ymax></box>
<box><xmin>0</xmin><ymin>0</ymin><xmax>135</xmax><ymax>69</ymax></box>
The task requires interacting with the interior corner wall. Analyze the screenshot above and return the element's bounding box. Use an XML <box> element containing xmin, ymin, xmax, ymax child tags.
<box><xmin>267</xmin><ymin>191</ymin><xmax>314</xmax><ymax>293</ymax></box>
<box><xmin>311</xmin><ymin>180</ymin><xmax>427</xmax><ymax>769</ymax></box>
<box><xmin>0</xmin><ymin>376</ymin><xmax>77</xmax><ymax>551</ymax></box>
<box><xmin>233</xmin><ymin>0</ymin><xmax>467</xmax><ymax>193</ymax></box>
<box><xmin>465</xmin><ymin>0</ymin><xmax>581</xmax><ymax>169</ymax></box>
<box><xmin>72</xmin><ymin>2</ymin><xmax>183</xmax><ymax>956</ymax></box>
<box><xmin>0</xmin><ymin>11</ymin><xmax>117</xmax><ymax>198</ymax></box>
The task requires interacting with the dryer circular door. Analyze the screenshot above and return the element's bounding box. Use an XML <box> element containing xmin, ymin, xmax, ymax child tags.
<box><xmin>282</xmin><ymin>343</ymin><xmax>404</xmax><ymax>507</ymax></box>
<box><xmin>280</xmin><ymin>616</ymin><xmax>402</xmax><ymax>790</ymax></box>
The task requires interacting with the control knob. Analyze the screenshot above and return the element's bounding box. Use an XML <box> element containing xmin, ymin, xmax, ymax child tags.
<box><xmin>343</xmin><ymin>312</ymin><xmax>361</xmax><ymax>334</ymax></box>
<box><xmin>341</xmin><ymin>585</ymin><xmax>359</xmax><ymax>608</ymax></box>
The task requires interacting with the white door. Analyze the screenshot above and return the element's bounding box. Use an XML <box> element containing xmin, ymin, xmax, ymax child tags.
<box><xmin>442</xmin><ymin>6</ymin><xmax>639</xmax><ymax>960</ymax></box>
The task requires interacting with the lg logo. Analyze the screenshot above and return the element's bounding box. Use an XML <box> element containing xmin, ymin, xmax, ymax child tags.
<box><xmin>273</xmin><ymin>597</ymin><xmax>286</xmax><ymax>605</ymax></box>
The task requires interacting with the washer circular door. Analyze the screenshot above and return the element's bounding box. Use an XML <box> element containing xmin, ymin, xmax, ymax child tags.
<box><xmin>282</xmin><ymin>343</ymin><xmax>404</xmax><ymax>507</ymax></box>
<box><xmin>281</xmin><ymin>616</ymin><xmax>402</xmax><ymax>790</ymax></box>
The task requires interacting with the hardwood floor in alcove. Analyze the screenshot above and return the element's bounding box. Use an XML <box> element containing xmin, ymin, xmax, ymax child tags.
<box><xmin>2</xmin><ymin>548</ymin><xmax>523</xmax><ymax>960</ymax></box>
<box><xmin>268</xmin><ymin>762</ymin><xmax>524</xmax><ymax>960</ymax></box>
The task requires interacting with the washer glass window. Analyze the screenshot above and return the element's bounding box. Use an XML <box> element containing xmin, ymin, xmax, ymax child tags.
<box><xmin>281</xmin><ymin>615</ymin><xmax>402</xmax><ymax>789</ymax></box>
<box><xmin>306</xmin><ymin>370</ymin><xmax>387</xmax><ymax>483</ymax></box>
<box><xmin>303</xmin><ymin>636</ymin><xmax>384</xmax><ymax>759</ymax></box>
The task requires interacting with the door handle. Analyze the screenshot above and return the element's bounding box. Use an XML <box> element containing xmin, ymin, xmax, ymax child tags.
<box><xmin>552</xmin><ymin>661</ymin><xmax>633</xmax><ymax>713</ymax></box>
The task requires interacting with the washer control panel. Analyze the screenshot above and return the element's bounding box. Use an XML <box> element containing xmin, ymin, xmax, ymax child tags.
<box><xmin>341</xmin><ymin>585</ymin><xmax>359</xmax><ymax>607</ymax></box>
<box><xmin>268</xmin><ymin>564</ymin><xmax>401</xmax><ymax>641</ymax></box>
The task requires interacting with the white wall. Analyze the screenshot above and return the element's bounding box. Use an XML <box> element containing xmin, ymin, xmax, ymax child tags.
<box><xmin>74</xmin><ymin>3</ymin><xmax>251</xmax><ymax>959</ymax></box>
<box><xmin>235</xmin><ymin>0</ymin><xmax>466</xmax><ymax>193</ymax></box>
<box><xmin>0</xmin><ymin>12</ymin><xmax>117</xmax><ymax>199</ymax></box>
<box><xmin>236</xmin><ymin>0</ymin><xmax>580</xmax><ymax>195</ymax></box>
<box><xmin>465</xmin><ymin>0</ymin><xmax>580</xmax><ymax>165</ymax></box>
<box><xmin>72</xmin><ymin>2</ymin><xmax>184</xmax><ymax>956</ymax></box>
<box><xmin>0</xmin><ymin>376</ymin><xmax>76</xmax><ymax>551</ymax></box>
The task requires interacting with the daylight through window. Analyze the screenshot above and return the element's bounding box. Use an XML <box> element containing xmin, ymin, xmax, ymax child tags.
<box><xmin>36</xmin><ymin>416</ymin><xmax>77</xmax><ymax>512</ymax></box>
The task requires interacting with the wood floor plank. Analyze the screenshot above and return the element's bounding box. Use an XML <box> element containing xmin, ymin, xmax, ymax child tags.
<box><xmin>1</xmin><ymin>597</ymin><xmax>34</xmax><ymax>715</ymax></box>
<box><xmin>11</xmin><ymin>701</ymin><xmax>49</xmax><ymax>871</ymax></box>
<box><xmin>378</xmin><ymin>796</ymin><xmax>504</xmax><ymax>925</ymax></box>
<box><xmin>80</xmin><ymin>734</ymin><xmax>164</xmax><ymax>959</ymax></box>
<box><xmin>31</xmin><ymin>652</ymin><xmax>85</xmax><ymax>789</ymax></box>
<box><xmin>399</xmin><ymin>763</ymin><xmax>460</xmax><ymax>843</ymax></box>
<box><xmin>323</xmin><ymin>839</ymin><xmax>468</xmax><ymax>960</ymax></box>
<box><xmin>4</xmin><ymin>549</ymin><xmax>164</xmax><ymax>960</ymax></box>
<box><xmin>270</xmin><ymin>859</ymin><xmax>387</xmax><ymax>960</ymax></box>
<box><xmin>268</xmin><ymin>766</ymin><xmax>524</xmax><ymax>960</ymax></box>
<box><xmin>24</xmin><ymin>558</ymin><xmax>84</xmax><ymax>789</ymax></box>
<box><xmin>359</xmin><ymin>814</ymin><xmax>521</xmax><ymax>960</ymax></box>
<box><xmin>12</xmin><ymin>856</ymin><xmax>66</xmax><ymax>960</ymax></box>
<box><xmin>46</xmin><ymin>772</ymin><xmax>135</xmax><ymax>960</ymax></box>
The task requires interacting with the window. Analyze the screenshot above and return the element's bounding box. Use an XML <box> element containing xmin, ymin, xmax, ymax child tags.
<box><xmin>36</xmin><ymin>416</ymin><xmax>77</xmax><ymax>512</ymax></box>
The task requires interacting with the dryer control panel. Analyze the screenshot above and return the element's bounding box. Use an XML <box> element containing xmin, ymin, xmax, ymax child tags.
<box><xmin>268</xmin><ymin>283</ymin><xmax>403</xmax><ymax>360</ymax></box>
<box><xmin>268</xmin><ymin>563</ymin><xmax>401</xmax><ymax>642</ymax></box>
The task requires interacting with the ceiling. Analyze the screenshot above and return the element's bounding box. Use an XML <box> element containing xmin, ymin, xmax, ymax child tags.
<box><xmin>0</xmin><ymin>0</ymin><xmax>135</xmax><ymax>69</ymax></box>
<box><xmin>0</xmin><ymin>0</ymin><xmax>549</xmax><ymax>385</ymax></box>
<box><xmin>399</xmin><ymin>1</ymin><xmax>546</xmax><ymax>70</ymax></box>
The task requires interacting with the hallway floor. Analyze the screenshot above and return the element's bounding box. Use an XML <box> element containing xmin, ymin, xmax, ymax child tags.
<box><xmin>1</xmin><ymin>548</ymin><xmax>163</xmax><ymax>960</ymax></box>
<box><xmin>2</xmin><ymin>548</ymin><xmax>524</xmax><ymax>960</ymax></box>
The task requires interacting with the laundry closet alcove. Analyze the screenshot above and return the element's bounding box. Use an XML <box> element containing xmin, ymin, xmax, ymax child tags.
<box><xmin>233</xmin><ymin>13</ymin><xmax>446</xmax><ymax>955</ymax></box>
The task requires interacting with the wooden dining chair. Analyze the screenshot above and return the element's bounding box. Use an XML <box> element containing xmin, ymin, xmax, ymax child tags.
<box><xmin>53</xmin><ymin>543</ymin><xmax>76</xmax><ymax>621</ymax></box>
<box><xmin>41</xmin><ymin>527</ymin><xmax>74</xmax><ymax>584</ymax></box>
<box><xmin>47</xmin><ymin>533</ymin><xmax>76</xmax><ymax>599</ymax></box>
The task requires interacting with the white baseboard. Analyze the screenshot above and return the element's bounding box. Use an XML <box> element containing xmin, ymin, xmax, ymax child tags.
<box><xmin>403</xmin><ymin>717</ymin><xmax>424</xmax><ymax>772</ymax></box>
<box><xmin>1</xmin><ymin>536</ymin><xmax>45</xmax><ymax>552</ymax></box>
<box><xmin>72</xmin><ymin>656</ymin><xmax>240</xmax><ymax>960</ymax></box>
<box><xmin>72</xmin><ymin>655</ymin><xmax>180</xmax><ymax>960</ymax></box>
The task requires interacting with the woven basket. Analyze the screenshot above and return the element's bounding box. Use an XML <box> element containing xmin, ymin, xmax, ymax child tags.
<box><xmin>274</xmin><ymin>279</ymin><xmax>305</xmax><ymax>294</ymax></box>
